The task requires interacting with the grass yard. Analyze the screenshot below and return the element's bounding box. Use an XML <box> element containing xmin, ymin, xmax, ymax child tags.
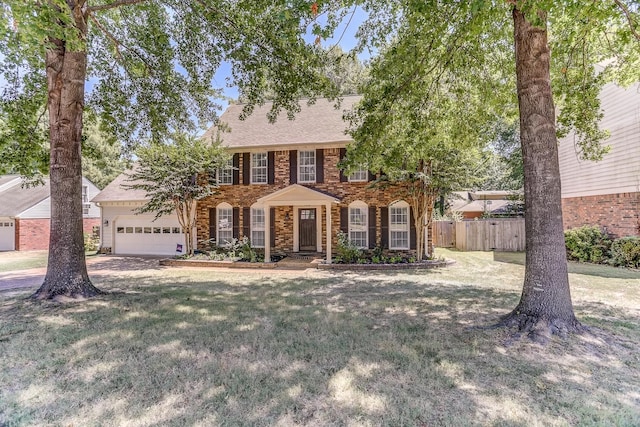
<box><xmin>0</xmin><ymin>249</ymin><xmax>639</xmax><ymax>426</ymax></box>
<box><xmin>0</xmin><ymin>250</ymin><xmax>48</xmax><ymax>273</ymax></box>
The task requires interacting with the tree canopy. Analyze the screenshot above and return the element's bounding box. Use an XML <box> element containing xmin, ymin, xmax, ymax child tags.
<box><xmin>125</xmin><ymin>133</ymin><xmax>228</xmax><ymax>256</ymax></box>
<box><xmin>338</xmin><ymin>0</ymin><xmax>639</xmax><ymax>339</ymax></box>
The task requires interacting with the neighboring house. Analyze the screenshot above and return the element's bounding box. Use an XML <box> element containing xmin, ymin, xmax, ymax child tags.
<box><xmin>448</xmin><ymin>191</ymin><xmax>524</xmax><ymax>220</ymax></box>
<box><xmin>0</xmin><ymin>175</ymin><xmax>100</xmax><ymax>251</ymax></box>
<box><xmin>94</xmin><ymin>96</ymin><xmax>428</xmax><ymax>261</ymax></box>
<box><xmin>558</xmin><ymin>81</ymin><xmax>640</xmax><ymax>238</ymax></box>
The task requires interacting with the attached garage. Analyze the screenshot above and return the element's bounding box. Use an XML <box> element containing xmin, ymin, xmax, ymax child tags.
<box><xmin>112</xmin><ymin>216</ymin><xmax>188</xmax><ymax>256</ymax></box>
<box><xmin>0</xmin><ymin>220</ymin><xmax>15</xmax><ymax>251</ymax></box>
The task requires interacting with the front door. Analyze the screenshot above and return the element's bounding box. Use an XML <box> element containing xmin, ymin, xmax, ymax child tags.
<box><xmin>299</xmin><ymin>208</ymin><xmax>317</xmax><ymax>251</ymax></box>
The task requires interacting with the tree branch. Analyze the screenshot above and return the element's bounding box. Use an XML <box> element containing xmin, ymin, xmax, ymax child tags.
<box><xmin>613</xmin><ymin>0</ymin><xmax>640</xmax><ymax>42</ymax></box>
<box><xmin>87</xmin><ymin>0</ymin><xmax>148</xmax><ymax>14</ymax></box>
<box><xmin>88</xmin><ymin>13</ymin><xmax>154</xmax><ymax>75</ymax></box>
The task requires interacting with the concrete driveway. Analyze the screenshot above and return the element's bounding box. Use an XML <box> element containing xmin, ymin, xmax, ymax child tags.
<box><xmin>0</xmin><ymin>255</ymin><xmax>166</xmax><ymax>292</ymax></box>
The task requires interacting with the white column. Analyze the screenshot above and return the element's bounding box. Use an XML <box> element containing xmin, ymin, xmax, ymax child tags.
<box><xmin>264</xmin><ymin>204</ymin><xmax>271</xmax><ymax>262</ymax></box>
<box><xmin>325</xmin><ymin>203</ymin><xmax>332</xmax><ymax>264</ymax></box>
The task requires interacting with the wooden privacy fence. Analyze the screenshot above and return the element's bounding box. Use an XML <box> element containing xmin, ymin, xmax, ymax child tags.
<box><xmin>432</xmin><ymin>219</ymin><xmax>525</xmax><ymax>251</ymax></box>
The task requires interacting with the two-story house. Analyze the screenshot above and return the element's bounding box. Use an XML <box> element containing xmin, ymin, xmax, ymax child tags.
<box><xmin>94</xmin><ymin>96</ymin><xmax>426</xmax><ymax>260</ymax></box>
<box><xmin>558</xmin><ymin>81</ymin><xmax>640</xmax><ymax>237</ymax></box>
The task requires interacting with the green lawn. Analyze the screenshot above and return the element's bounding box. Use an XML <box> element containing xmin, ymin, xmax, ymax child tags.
<box><xmin>0</xmin><ymin>251</ymin><xmax>48</xmax><ymax>272</ymax></box>
<box><xmin>0</xmin><ymin>249</ymin><xmax>638</xmax><ymax>426</ymax></box>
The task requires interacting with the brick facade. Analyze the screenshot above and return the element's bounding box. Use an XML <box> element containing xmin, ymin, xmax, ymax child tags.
<box><xmin>15</xmin><ymin>218</ymin><xmax>101</xmax><ymax>251</ymax></box>
<box><xmin>197</xmin><ymin>147</ymin><xmax>432</xmax><ymax>254</ymax></box>
<box><xmin>562</xmin><ymin>192</ymin><xmax>640</xmax><ymax>238</ymax></box>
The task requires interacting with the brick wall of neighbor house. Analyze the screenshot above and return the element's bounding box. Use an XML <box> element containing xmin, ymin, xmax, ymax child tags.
<box><xmin>15</xmin><ymin>219</ymin><xmax>49</xmax><ymax>250</ymax></box>
<box><xmin>15</xmin><ymin>218</ymin><xmax>102</xmax><ymax>251</ymax></box>
<box><xmin>196</xmin><ymin>147</ymin><xmax>433</xmax><ymax>254</ymax></box>
<box><xmin>562</xmin><ymin>192</ymin><xmax>640</xmax><ymax>238</ymax></box>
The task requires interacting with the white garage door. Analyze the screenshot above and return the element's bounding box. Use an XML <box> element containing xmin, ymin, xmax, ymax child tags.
<box><xmin>0</xmin><ymin>220</ymin><xmax>15</xmax><ymax>251</ymax></box>
<box><xmin>113</xmin><ymin>216</ymin><xmax>188</xmax><ymax>255</ymax></box>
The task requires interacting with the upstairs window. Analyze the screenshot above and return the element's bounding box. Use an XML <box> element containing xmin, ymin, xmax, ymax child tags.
<box><xmin>82</xmin><ymin>186</ymin><xmax>88</xmax><ymax>202</ymax></box>
<box><xmin>389</xmin><ymin>201</ymin><xmax>409</xmax><ymax>249</ymax></box>
<box><xmin>251</xmin><ymin>152</ymin><xmax>268</xmax><ymax>184</ymax></box>
<box><xmin>217</xmin><ymin>158</ymin><xmax>233</xmax><ymax>185</ymax></box>
<box><xmin>348</xmin><ymin>169</ymin><xmax>368</xmax><ymax>182</ymax></box>
<box><xmin>298</xmin><ymin>150</ymin><xmax>316</xmax><ymax>183</ymax></box>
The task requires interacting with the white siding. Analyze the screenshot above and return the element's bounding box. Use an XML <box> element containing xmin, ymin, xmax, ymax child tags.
<box><xmin>17</xmin><ymin>177</ymin><xmax>101</xmax><ymax>219</ymax></box>
<box><xmin>100</xmin><ymin>203</ymin><xmax>193</xmax><ymax>255</ymax></box>
<box><xmin>559</xmin><ymin>82</ymin><xmax>640</xmax><ymax>198</ymax></box>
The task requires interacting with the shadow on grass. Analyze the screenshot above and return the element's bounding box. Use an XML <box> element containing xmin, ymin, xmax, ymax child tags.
<box><xmin>493</xmin><ymin>251</ymin><xmax>640</xmax><ymax>279</ymax></box>
<box><xmin>1</xmin><ymin>271</ymin><xmax>638</xmax><ymax>426</ymax></box>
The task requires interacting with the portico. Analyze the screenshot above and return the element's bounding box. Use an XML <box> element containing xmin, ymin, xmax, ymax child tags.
<box><xmin>256</xmin><ymin>184</ymin><xmax>339</xmax><ymax>263</ymax></box>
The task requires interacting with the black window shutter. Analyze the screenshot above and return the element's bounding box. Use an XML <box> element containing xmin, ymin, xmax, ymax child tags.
<box><xmin>339</xmin><ymin>148</ymin><xmax>348</xmax><ymax>182</ymax></box>
<box><xmin>289</xmin><ymin>150</ymin><xmax>297</xmax><ymax>184</ymax></box>
<box><xmin>340</xmin><ymin>207</ymin><xmax>349</xmax><ymax>234</ymax></box>
<box><xmin>243</xmin><ymin>152</ymin><xmax>250</xmax><ymax>185</ymax></box>
<box><xmin>410</xmin><ymin>207</ymin><xmax>417</xmax><ymax>250</ymax></box>
<box><xmin>232</xmin><ymin>154</ymin><xmax>240</xmax><ymax>185</ymax></box>
<box><xmin>233</xmin><ymin>207</ymin><xmax>240</xmax><ymax>239</ymax></box>
<box><xmin>368</xmin><ymin>170</ymin><xmax>376</xmax><ymax>182</ymax></box>
<box><xmin>270</xmin><ymin>207</ymin><xmax>276</xmax><ymax>247</ymax></box>
<box><xmin>209</xmin><ymin>208</ymin><xmax>216</xmax><ymax>240</ymax></box>
<box><xmin>243</xmin><ymin>207</ymin><xmax>250</xmax><ymax>239</ymax></box>
<box><xmin>380</xmin><ymin>207</ymin><xmax>389</xmax><ymax>249</ymax></box>
<box><xmin>268</xmin><ymin>151</ymin><xmax>275</xmax><ymax>184</ymax></box>
<box><xmin>368</xmin><ymin>207</ymin><xmax>377</xmax><ymax>249</ymax></box>
<box><xmin>316</xmin><ymin>149</ymin><xmax>324</xmax><ymax>183</ymax></box>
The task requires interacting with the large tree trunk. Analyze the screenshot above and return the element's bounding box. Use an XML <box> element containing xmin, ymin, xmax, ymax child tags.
<box><xmin>32</xmin><ymin>3</ymin><xmax>103</xmax><ymax>300</ymax></box>
<box><xmin>500</xmin><ymin>8</ymin><xmax>581</xmax><ymax>341</ymax></box>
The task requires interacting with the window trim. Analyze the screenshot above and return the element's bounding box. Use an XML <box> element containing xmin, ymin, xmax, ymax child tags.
<box><xmin>217</xmin><ymin>158</ymin><xmax>234</xmax><ymax>185</ymax></box>
<box><xmin>250</xmin><ymin>206</ymin><xmax>265</xmax><ymax>248</ymax></box>
<box><xmin>348</xmin><ymin>201</ymin><xmax>368</xmax><ymax>249</ymax></box>
<box><xmin>389</xmin><ymin>201</ymin><xmax>410</xmax><ymax>250</ymax></box>
<box><xmin>250</xmin><ymin>152</ymin><xmax>268</xmax><ymax>184</ymax></box>
<box><xmin>216</xmin><ymin>203</ymin><xmax>234</xmax><ymax>245</ymax></box>
<box><xmin>348</xmin><ymin>168</ymin><xmax>369</xmax><ymax>183</ymax></box>
<box><xmin>297</xmin><ymin>150</ymin><xmax>316</xmax><ymax>184</ymax></box>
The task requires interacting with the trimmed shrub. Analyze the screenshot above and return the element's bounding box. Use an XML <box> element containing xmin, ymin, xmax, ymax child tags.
<box><xmin>564</xmin><ymin>226</ymin><xmax>611</xmax><ymax>264</ymax></box>
<box><xmin>609</xmin><ymin>236</ymin><xmax>640</xmax><ymax>269</ymax></box>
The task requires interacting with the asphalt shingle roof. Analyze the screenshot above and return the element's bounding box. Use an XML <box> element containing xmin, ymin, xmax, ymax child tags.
<box><xmin>0</xmin><ymin>178</ymin><xmax>51</xmax><ymax>217</ymax></box>
<box><xmin>202</xmin><ymin>96</ymin><xmax>360</xmax><ymax>149</ymax></box>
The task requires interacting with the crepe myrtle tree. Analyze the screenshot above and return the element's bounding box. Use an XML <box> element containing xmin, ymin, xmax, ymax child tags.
<box><xmin>125</xmin><ymin>133</ymin><xmax>228</xmax><ymax>257</ymax></box>
<box><xmin>1</xmin><ymin>1</ymin><xmax>345</xmax><ymax>299</ymax></box>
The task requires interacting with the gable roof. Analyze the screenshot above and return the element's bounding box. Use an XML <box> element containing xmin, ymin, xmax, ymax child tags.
<box><xmin>256</xmin><ymin>184</ymin><xmax>339</xmax><ymax>206</ymax></box>
<box><xmin>202</xmin><ymin>96</ymin><xmax>361</xmax><ymax>149</ymax></box>
<box><xmin>0</xmin><ymin>177</ymin><xmax>51</xmax><ymax>217</ymax></box>
<box><xmin>91</xmin><ymin>170</ymin><xmax>148</xmax><ymax>203</ymax></box>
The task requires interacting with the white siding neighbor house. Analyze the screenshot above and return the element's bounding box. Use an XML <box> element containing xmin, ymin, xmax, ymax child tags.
<box><xmin>0</xmin><ymin>175</ymin><xmax>100</xmax><ymax>251</ymax></box>
<box><xmin>558</xmin><ymin>81</ymin><xmax>640</xmax><ymax>238</ymax></box>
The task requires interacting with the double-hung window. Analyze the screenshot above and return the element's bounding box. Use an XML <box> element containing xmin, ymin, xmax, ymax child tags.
<box><xmin>217</xmin><ymin>204</ymin><xmax>233</xmax><ymax>244</ymax></box>
<box><xmin>349</xmin><ymin>202</ymin><xmax>368</xmax><ymax>248</ymax></box>
<box><xmin>251</xmin><ymin>152</ymin><xmax>268</xmax><ymax>184</ymax></box>
<box><xmin>251</xmin><ymin>207</ymin><xmax>265</xmax><ymax>248</ymax></box>
<box><xmin>348</xmin><ymin>168</ymin><xmax>368</xmax><ymax>182</ymax></box>
<box><xmin>389</xmin><ymin>202</ymin><xmax>409</xmax><ymax>249</ymax></box>
<box><xmin>217</xmin><ymin>158</ymin><xmax>233</xmax><ymax>185</ymax></box>
<box><xmin>298</xmin><ymin>151</ymin><xmax>316</xmax><ymax>183</ymax></box>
